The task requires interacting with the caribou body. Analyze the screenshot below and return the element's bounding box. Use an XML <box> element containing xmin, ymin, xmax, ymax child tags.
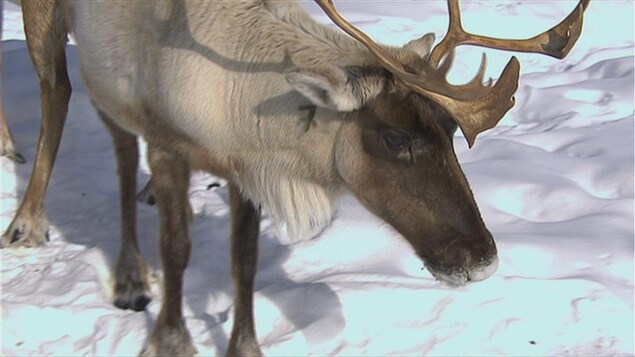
<box><xmin>2</xmin><ymin>0</ymin><xmax>587</xmax><ymax>355</ymax></box>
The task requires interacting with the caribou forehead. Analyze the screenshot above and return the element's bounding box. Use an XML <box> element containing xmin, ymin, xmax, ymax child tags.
<box><xmin>358</xmin><ymin>88</ymin><xmax>457</xmax><ymax>140</ymax></box>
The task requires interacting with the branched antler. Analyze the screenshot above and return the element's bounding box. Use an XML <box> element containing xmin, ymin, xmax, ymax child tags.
<box><xmin>314</xmin><ymin>0</ymin><xmax>589</xmax><ymax>147</ymax></box>
<box><xmin>428</xmin><ymin>0</ymin><xmax>590</xmax><ymax>67</ymax></box>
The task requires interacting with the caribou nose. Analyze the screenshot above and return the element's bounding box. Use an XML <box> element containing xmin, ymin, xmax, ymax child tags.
<box><xmin>441</xmin><ymin>235</ymin><xmax>496</xmax><ymax>268</ymax></box>
<box><xmin>443</xmin><ymin>246</ymin><xmax>497</xmax><ymax>279</ymax></box>
<box><xmin>424</xmin><ymin>233</ymin><xmax>498</xmax><ymax>285</ymax></box>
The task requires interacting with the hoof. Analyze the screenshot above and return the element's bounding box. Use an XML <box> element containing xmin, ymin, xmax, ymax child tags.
<box><xmin>140</xmin><ymin>323</ymin><xmax>197</xmax><ymax>357</ymax></box>
<box><xmin>227</xmin><ymin>330</ymin><xmax>263</xmax><ymax>357</ymax></box>
<box><xmin>137</xmin><ymin>192</ymin><xmax>156</xmax><ymax>206</ymax></box>
<box><xmin>114</xmin><ymin>293</ymin><xmax>152</xmax><ymax>312</ymax></box>
<box><xmin>137</xmin><ymin>179</ymin><xmax>156</xmax><ymax>206</ymax></box>
<box><xmin>1</xmin><ymin>149</ymin><xmax>26</xmax><ymax>164</ymax></box>
<box><xmin>1</xmin><ymin>213</ymin><xmax>50</xmax><ymax>248</ymax></box>
<box><xmin>114</xmin><ymin>252</ymin><xmax>152</xmax><ymax>311</ymax></box>
<box><xmin>1</xmin><ymin>137</ymin><xmax>26</xmax><ymax>164</ymax></box>
<box><xmin>226</xmin><ymin>343</ymin><xmax>264</xmax><ymax>357</ymax></box>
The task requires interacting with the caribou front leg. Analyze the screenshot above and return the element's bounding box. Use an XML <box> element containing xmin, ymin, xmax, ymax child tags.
<box><xmin>1</xmin><ymin>1</ymin><xmax>71</xmax><ymax>248</ymax></box>
<box><xmin>99</xmin><ymin>112</ymin><xmax>152</xmax><ymax>311</ymax></box>
<box><xmin>140</xmin><ymin>145</ymin><xmax>196</xmax><ymax>356</ymax></box>
<box><xmin>226</xmin><ymin>184</ymin><xmax>263</xmax><ymax>357</ymax></box>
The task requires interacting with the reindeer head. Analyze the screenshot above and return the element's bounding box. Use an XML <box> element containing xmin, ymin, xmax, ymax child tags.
<box><xmin>286</xmin><ymin>0</ymin><xmax>588</xmax><ymax>285</ymax></box>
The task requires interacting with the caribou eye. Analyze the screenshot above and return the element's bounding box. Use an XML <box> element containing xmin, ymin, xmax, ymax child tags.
<box><xmin>383</xmin><ymin>131</ymin><xmax>411</xmax><ymax>151</ymax></box>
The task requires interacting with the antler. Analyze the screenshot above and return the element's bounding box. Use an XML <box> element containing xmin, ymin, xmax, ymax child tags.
<box><xmin>429</xmin><ymin>0</ymin><xmax>590</xmax><ymax>67</ymax></box>
<box><xmin>314</xmin><ymin>0</ymin><xmax>589</xmax><ymax>147</ymax></box>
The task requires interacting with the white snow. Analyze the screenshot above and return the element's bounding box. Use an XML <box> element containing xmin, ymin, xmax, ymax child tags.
<box><xmin>2</xmin><ymin>1</ymin><xmax>633</xmax><ymax>356</ymax></box>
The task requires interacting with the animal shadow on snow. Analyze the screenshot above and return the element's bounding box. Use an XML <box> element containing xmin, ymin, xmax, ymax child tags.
<box><xmin>2</xmin><ymin>40</ymin><xmax>344</xmax><ymax>355</ymax></box>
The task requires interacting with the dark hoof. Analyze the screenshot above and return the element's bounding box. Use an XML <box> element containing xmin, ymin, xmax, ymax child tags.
<box><xmin>5</xmin><ymin>151</ymin><xmax>26</xmax><ymax>164</ymax></box>
<box><xmin>143</xmin><ymin>195</ymin><xmax>156</xmax><ymax>206</ymax></box>
<box><xmin>10</xmin><ymin>227</ymin><xmax>23</xmax><ymax>244</ymax></box>
<box><xmin>1</xmin><ymin>142</ymin><xmax>26</xmax><ymax>164</ymax></box>
<box><xmin>137</xmin><ymin>179</ymin><xmax>156</xmax><ymax>206</ymax></box>
<box><xmin>137</xmin><ymin>191</ymin><xmax>156</xmax><ymax>205</ymax></box>
<box><xmin>206</xmin><ymin>182</ymin><xmax>221</xmax><ymax>190</ymax></box>
<box><xmin>114</xmin><ymin>252</ymin><xmax>152</xmax><ymax>312</ymax></box>
<box><xmin>113</xmin><ymin>274</ymin><xmax>152</xmax><ymax>312</ymax></box>
<box><xmin>1</xmin><ymin>215</ymin><xmax>50</xmax><ymax>248</ymax></box>
<box><xmin>114</xmin><ymin>297</ymin><xmax>130</xmax><ymax>310</ymax></box>
<box><xmin>131</xmin><ymin>295</ymin><xmax>152</xmax><ymax>311</ymax></box>
<box><xmin>114</xmin><ymin>293</ymin><xmax>151</xmax><ymax>311</ymax></box>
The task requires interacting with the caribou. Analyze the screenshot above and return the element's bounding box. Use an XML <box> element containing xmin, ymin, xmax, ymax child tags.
<box><xmin>1</xmin><ymin>0</ymin><xmax>588</xmax><ymax>355</ymax></box>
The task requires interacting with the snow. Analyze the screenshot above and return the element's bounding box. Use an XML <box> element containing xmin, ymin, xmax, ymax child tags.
<box><xmin>1</xmin><ymin>1</ymin><xmax>633</xmax><ymax>356</ymax></box>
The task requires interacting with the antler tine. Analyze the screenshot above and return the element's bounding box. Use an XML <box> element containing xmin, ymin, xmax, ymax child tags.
<box><xmin>314</xmin><ymin>0</ymin><xmax>521</xmax><ymax>147</ymax></box>
<box><xmin>429</xmin><ymin>1</ymin><xmax>465</xmax><ymax>69</ymax></box>
<box><xmin>435</xmin><ymin>49</ymin><xmax>455</xmax><ymax>80</ymax></box>
<box><xmin>420</xmin><ymin>57</ymin><xmax>520</xmax><ymax>147</ymax></box>
<box><xmin>469</xmin><ymin>53</ymin><xmax>489</xmax><ymax>88</ymax></box>
<box><xmin>460</xmin><ymin>53</ymin><xmax>491</xmax><ymax>93</ymax></box>
<box><xmin>429</xmin><ymin>0</ymin><xmax>590</xmax><ymax>67</ymax></box>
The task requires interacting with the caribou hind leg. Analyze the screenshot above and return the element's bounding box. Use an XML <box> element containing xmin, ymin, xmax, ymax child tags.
<box><xmin>140</xmin><ymin>144</ymin><xmax>196</xmax><ymax>356</ymax></box>
<box><xmin>227</xmin><ymin>184</ymin><xmax>263</xmax><ymax>357</ymax></box>
<box><xmin>1</xmin><ymin>0</ymin><xmax>71</xmax><ymax>248</ymax></box>
<box><xmin>98</xmin><ymin>112</ymin><xmax>152</xmax><ymax>311</ymax></box>
<box><xmin>0</xmin><ymin>0</ymin><xmax>24</xmax><ymax>164</ymax></box>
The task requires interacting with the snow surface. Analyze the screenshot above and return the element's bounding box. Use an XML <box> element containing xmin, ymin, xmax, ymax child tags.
<box><xmin>1</xmin><ymin>1</ymin><xmax>633</xmax><ymax>356</ymax></box>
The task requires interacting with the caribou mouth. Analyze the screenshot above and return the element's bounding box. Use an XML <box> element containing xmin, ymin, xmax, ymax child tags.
<box><xmin>425</xmin><ymin>256</ymin><xmax>499</xmax><ymax>286</ymax></box>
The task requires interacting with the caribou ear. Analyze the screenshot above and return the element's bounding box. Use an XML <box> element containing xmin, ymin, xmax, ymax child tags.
<box><xmin>286</xmin><ymin>66</ymin><xmax>387</xmax><ymax>112</ymax></box>
<box><xmin>404</xmin><ymin>33</ymin><xmax>435</xmax><ymax>59</ymax></box>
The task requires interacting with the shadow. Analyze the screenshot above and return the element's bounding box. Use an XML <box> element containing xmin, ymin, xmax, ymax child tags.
<box><xmin>2</xmin><ymin>39</ymin><xmax>344</xmax><ymax>354</ymax></box>
<box><xmin>152</xmin><ymin>0</ymin><xmax>291</xmax><ymax>74</ymax></box>
<box><xmin>182</xmin><ymin>189</ymin><xmax>344</xmax><ymax>355</ymax></box>
<box><xmin>257</xmin><ymin>234</ymin><xmax>346</xmax><ymax>347</ymax></box>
